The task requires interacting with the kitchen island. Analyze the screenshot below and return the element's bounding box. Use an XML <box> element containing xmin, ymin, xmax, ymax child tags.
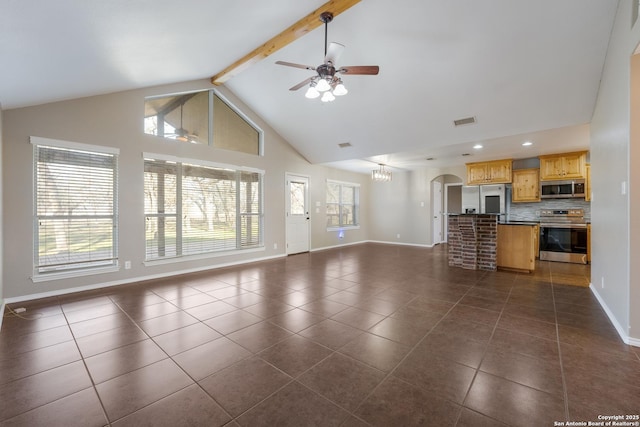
<box><xmin>447</xmin><ymin>214</ymin><xmax>498</xmax><ymax>271</ymax></box>
<box><xmin>496</xmin><ymin>222</ymin><xmax>539</xmax><ymax>272</ymax></box>
<box><xmin>448</xmin><ymin>215</ymin><xmax>539</xmax><ymax>272</ymax></box>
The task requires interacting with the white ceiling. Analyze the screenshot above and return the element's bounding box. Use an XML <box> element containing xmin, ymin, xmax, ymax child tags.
<box><xmin>0</xmin><ymin>0</ymin><xmax>617</xmax><ymax>173</ymax></box>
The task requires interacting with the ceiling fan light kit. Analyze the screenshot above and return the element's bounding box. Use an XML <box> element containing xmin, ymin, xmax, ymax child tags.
<box><xmin>276</xmin><ymin>11</ymin><xmax>379</xmax><ymax>102</ymax></box>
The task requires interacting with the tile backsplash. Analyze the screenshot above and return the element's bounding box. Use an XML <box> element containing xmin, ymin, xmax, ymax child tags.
<box><xmin>505</xmin><ymin>186</ymin><xmax>591</xmax><ymax>221</ymax></box>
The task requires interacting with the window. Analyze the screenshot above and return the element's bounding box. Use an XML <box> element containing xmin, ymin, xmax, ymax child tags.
<box><xmin>289</xmin><ymin>181</ymin><xmax>306</xmax><ymax>216</ymax></box>
<box><xmin>32</xmin><ymin>137</ymin><xmax>119</xmax><ymax>277</ymax></box>
<box><xmin>144</xmin><ymin>154</ymin><xmax>263</xmax><ymax>261</ymax></box>
<box><xmin>326</xmin><ymin>180</ymin><xmax>360</xmax><ymax>229</ymax></box>
<box><xmin>144</xmin><ymin>90</ymin><xmax>262</xmax><ymax>155</ymax></box>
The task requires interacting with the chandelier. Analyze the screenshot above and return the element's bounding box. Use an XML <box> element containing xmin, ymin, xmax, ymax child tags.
<box><xmin>372</xmin><ymin>164</ymin><xmax>392</xmax><ymax>182</ymax></box>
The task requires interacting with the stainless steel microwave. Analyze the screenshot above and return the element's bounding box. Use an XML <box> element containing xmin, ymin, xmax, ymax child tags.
<box><xmin>540</xmin><ymin>179</ymin><xmax>586</xmax><ymax>199</ymax></box>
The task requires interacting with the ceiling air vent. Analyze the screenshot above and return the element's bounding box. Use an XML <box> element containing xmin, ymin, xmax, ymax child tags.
<box><xmin>338</xmin><ymin>142</ymin><xmax>352</xmax><ymax>148</ymax></box>
<box><xmin>453</xmin><ymin>116</ymin><xmax>476</xmax><ymax>127</ymax></box>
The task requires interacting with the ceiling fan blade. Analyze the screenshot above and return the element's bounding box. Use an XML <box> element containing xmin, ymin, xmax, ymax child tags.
<box><xmin>289</xmin><ymin>77</ymin><xmax>314</xmax><ymax>91</ymax></box>
<box><xmin>275</xmin><ymin>61</ymin><xmax>316</xmax><ymax>71</ymax></box>
<box><xmin>338</xmin><ymin>65</ymin><xmax>380</xmax><ymax>75</ymax></box>
<box><xmin>211</xmin><ymin>0</ymin><xmax>361</xmax><ymax>85</ymax></box>
<box><xmin>324</xmin><ymin>42</ymin><xmax>345</xmax><ymax>65</ymax></box>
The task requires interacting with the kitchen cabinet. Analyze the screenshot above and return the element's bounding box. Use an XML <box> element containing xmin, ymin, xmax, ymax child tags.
<box><xmin>512</xmin><ymin>168</ymin><xmax>540</xmax><ymax>202</ymax></box>
<box><xmin>466</xmin><ymin>159</ymin><xmax>512</xmax><ymax>185</ymax></box>
<box><xmin>497</xmin><ymin>224</ymin><xmax>537</xmax><ymax>272</ymax></box>
<box><xmin>538</xmin><ymin>151</ymin><xmax>587</xmax><ymax>180</ymax></box>
<box><xmin>585</xmin><ymin>164</ymin><xmax>591</xmax><ymax>201</ymax></box>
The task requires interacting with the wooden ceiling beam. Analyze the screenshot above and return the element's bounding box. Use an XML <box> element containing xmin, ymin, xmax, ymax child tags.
<box><xmin>210</xmin><ymin>0</ymin><xmax>361</xmax><ymax>85</ymax></box>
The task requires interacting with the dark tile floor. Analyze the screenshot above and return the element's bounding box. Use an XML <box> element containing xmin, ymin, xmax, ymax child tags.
<box><xmin>1</xmin><ymin>243</ymin><xmax>638</xmax><ymax>426</ymax></box>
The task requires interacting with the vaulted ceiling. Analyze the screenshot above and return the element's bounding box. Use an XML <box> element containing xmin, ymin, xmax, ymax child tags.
<box><xmin>0</xmin><ymin>0</ymin><xmax>617</xmax><ymax>173</ymax></box>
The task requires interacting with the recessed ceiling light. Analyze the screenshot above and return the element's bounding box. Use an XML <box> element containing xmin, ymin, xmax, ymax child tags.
<box><xmin>522</xmin><ymin>141</ymin><xmax>533</xmax><ymax>146</ymax></box>
<box><xmin>473</xmin><ymin>144</ymin><xmax>483</xmax><ymax>149</ymax></box>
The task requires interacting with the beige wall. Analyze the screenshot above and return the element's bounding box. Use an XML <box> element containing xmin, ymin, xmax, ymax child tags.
<box><xmin>631</xmin><ymin>53</ymin><xmax>640</xmax><ymax>344</ymax></box>
<box><xmin>2</xmin><ymin>79</ymin><xmax>370</xmax><ymax>300</ymax></box>
<box><xmin>0</xmin><ymin>103</ymin><xmax>4</xmax><ymax>310</ymax></box>
<box><xmin>368</xmin><ymin>166</ymin><xmax>465</xmax><ymax>246</ymax></box>
<box><xmin>590</xmin><ymin>0</ymin><xmax>640</xmax><ymax>345</ymax></box>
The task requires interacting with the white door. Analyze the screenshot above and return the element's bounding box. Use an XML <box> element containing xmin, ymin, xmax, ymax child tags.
<box><xmin>286</xmin><ymin>173</ymin><xmax>310</xmax><ymax>254</ymax></box>
<box><xmin>432</xmin><ymin>181</ymin><xmax>443</xmax><ymax>245</ymax></box>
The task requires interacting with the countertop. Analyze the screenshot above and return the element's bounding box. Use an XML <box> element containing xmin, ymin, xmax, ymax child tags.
<box><xmin>499</xmin><ymin>221</ymin><xmax>539</xmax><ymax>226</ymax></box>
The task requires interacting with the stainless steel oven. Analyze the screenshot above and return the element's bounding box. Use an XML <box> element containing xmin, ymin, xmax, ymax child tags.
<box><xmin>539</xmin><ymin>209</ymin><xmax>588</xmax><ymax>264</ymax></box>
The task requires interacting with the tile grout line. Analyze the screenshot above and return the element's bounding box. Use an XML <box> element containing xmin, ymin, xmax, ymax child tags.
<box><xmin>550</xmin><ymin>280</ymin><xmax>571</xmax><ymax>422</ymax></box>
<box><xmin>216</xmin><ymin>277</ymin><xmax>421</xmax><ymax>425</ymax></box>
<box><xmin>343</xmin><ymin>271</ymin><xmax>491</xmax><ymax>425</ymax></box>
<box><xmin>116</xmin><ymin>280</ymin><xmax>362</xmax><ymax>425</ymax></box>
<box><xmin>453</xmin><ymin>273</ymin><xmax>516</xmax><ymax>426</ymax></box>
<box><xmin>108</xmin><ymin>294</ymin><xmax>244</xmax><ymax>425</ymax></box>
<box><xmin>61</xmin><ymin>303</ymin><xmax>113</xmax><ymax>427</ymax></box>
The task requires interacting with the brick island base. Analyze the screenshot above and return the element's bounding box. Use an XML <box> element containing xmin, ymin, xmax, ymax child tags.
<box><xmin>447</xmin><ymin>214</ymin><xmax>498</xmax><ymax>271</ymax></box>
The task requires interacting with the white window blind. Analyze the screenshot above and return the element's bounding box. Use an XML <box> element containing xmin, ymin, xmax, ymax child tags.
<box><xmin>33</xmin><ymin>140</ymin><xmax>118</xmax><ymax>275</ymax></box>
<box><xmin>144</xmin><ymin>156</ymin><xmax>263</xmax><ymax>261</ymax></box>
<box><xmin>326</xmin><ymin>180</ymin><xmax>359</xmax><ymax>228</ymax></box>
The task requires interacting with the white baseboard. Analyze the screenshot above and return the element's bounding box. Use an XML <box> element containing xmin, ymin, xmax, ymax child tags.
<box><xmin>310</xmin><ymin>240</ymin><xmax>369</xmax><ymax>253</ymax></box>
<box><xmin>311</xmin><ymin>240</ymin><xmax>435</xmax><ymax>253</ymax></box>
<box><xmin>589</xmin><ymin>284</ymin><xmax>638</xmax><ymax>347</ymax></box>
<box><xmin>4</xmin><ymin>253</ymin><xmax>286</xmax><ymax>305</ymax></box>
<box><xmin>366</xmin><ymin>240</ymin><xmax>435</xmax><ymax>248</ymax></box>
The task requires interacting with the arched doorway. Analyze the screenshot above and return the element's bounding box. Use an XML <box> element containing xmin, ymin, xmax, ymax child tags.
<box><xmin>431</xmin><ymin>174</ymin><xmax>463</xmax><ymax>245</ymax></box>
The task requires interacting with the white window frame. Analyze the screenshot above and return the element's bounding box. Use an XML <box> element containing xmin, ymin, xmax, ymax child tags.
<box><xmin>31</xmin><ymin>136</ymin><xmax>119</xmax><ymax>282</ymax></box>
<box><xmin>326</xmin><ymin>179</ymin><xmax>361</xmax><ymax>231</ymax></box>
<box><xmin>143</xmin><ymin>152</ymin><xmax>264</xmax><ymax>265</ymax></box>
<box><xmin>143</xmin><ymin>89</ymin><xmax>264</xmax><ymax>156</ymax></box>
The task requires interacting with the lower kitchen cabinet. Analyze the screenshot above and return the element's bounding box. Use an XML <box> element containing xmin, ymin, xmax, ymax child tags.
<box><xmin>497</xmin><ymin>224</ymin><xmax>537</xmax><ymax>272</ymax></box>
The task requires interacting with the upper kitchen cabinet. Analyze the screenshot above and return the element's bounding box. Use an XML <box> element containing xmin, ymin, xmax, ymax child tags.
<box><xmin>466</xmin><ymin>159</ymin><xmax>512</xmax><ymax>185</ymax></box>
<box><xmin>512</xmin><ymin>168</ymin><xmax>540</xmax><ymax>202</ymax></box>
<box><xmin>538</xmin><ymin>151</ymin><xmax>587</xmax><ymax>180</ymax></box>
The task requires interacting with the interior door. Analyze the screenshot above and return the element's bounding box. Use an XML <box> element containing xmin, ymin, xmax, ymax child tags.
<box><xmin>286</xmin><ymin>173</ymin><xmax>310</xmax><ymax>254</ymax></box>
<box><xmin>432</xmin><ymin>181</ymin><xmax>443</xmax><ymax>245</ymax></box>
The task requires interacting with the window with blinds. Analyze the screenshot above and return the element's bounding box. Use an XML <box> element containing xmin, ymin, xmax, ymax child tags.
<box><xmin>33</xmin><ymin>138</ymin><xmax>119</xmax><ymax>275</ymax></box>
<box><xmin>326</xmin><ymin>180</ymin><xmax>360</xmax><ymax>229</ymax></box>
<box><xmin>144</xmin><ymin>155</ymin><xmax>263</xmax><ymax>261</ymax></box>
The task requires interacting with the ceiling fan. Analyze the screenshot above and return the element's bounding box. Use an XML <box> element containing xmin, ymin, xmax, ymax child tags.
<box><xmin>276</xmin><ymin>12</ymin><xmax>379</xmax><ymax>102</ymax></box>
<box><xmin>167</xmin><ymin>103</ymin><xmax>199</xmax><ymax>143</ymax></box>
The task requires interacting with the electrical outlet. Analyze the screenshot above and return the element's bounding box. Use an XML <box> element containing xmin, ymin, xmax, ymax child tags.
<box><xmin>273</xmin><ymin>243</ymin><xmax>278</xmax><ymax>249</ymax></box>
<box><xmin>124</xmin><ymin>261</ymin><xmax>131</xmax><ymax>270</ymax></box>
<box><xmin>396</xmin><ymin>234</ymin><xmax>401</xmax><ymax>239</ymax></box>
<box><xmin>601</xmin><ymin>277</ymin><xmax>605</xmax><ymax>289</ymax></box>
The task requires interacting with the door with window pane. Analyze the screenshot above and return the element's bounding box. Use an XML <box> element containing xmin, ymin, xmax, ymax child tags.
<box><xmin>286</xmin><ymin>174</ymin><xmax>310</xmax><ymax>254</ymax></box>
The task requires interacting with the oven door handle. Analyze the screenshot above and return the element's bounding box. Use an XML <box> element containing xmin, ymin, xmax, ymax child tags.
<box><xmin>540</xmin><ymin>224</ymin><xmax>587</xmax><ymax>229</ymax></box>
